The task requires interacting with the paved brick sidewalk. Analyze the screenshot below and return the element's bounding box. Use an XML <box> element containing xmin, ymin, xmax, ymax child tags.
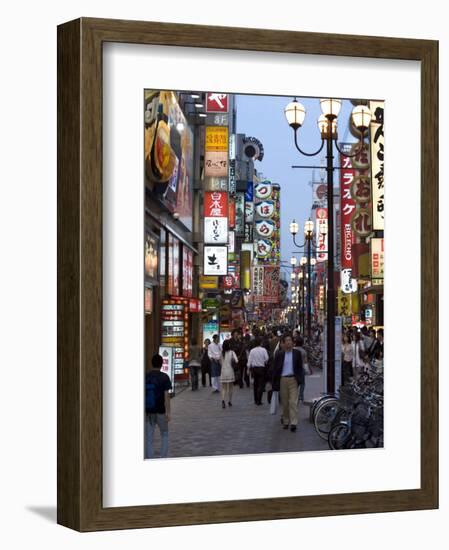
<box><xmin>151</xmin><ymin>369</ymin><xmax>329</xmax><ymax>458</ymax></box>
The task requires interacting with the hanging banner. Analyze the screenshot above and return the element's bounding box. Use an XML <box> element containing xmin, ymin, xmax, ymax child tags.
<box><xmin>371</xmin><ymin>237</ymin><xmax>384</xmax><ymax>285</ymax></box>
<box><xmin>316</xmin><ymin>207</ymin><xmax>328</xmax><ymax>262</ymax></box>
<box><xmin>369</xmin><ymin>100</ymin><xmax>385</xmax><ymax>231</ymax></box>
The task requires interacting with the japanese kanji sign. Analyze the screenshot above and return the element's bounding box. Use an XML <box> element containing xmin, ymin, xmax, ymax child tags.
<box><xmin>254</xmin><ymin>181</ymin><xmax>280</xmax><ymax>264</ymax></box>
<box><xmin>204</xmin><ymin>191</ymin><xmax>228</xmax><ymax>218</ymax></box>
<box><xmin>369</xmin><ymin>100</ymin><xmax>385</xmax><ymax>231</ymax></box>
<box><xmin>206</xmin><ymin>93</ymin><xmax>228</xmax><ymax>113</ymax></box>
<box><xmin>204</xmin><ymin>217</ymin><xmax>228</xmax><ymax>244</ymax></box>
<box><xmin>204</xmin><ymin>151</ymin><xmax>228</xmax><ymax>177</ymax></box>
<box><xmin>204</xmin><ymin>246</ymin><xmax>228</xmax><ymax>275</ymax></box>
<box><xmin>316</xmin><ymin>207</ymin><xmax>328</xmax><ymax>263</ymax></box>
<box><xmin>254</xmin><ymin>266</ymin><xmax>280</xmax><ymax>303</ymax></box>
<box><xmin>205</xmin><ymin>126</ymin><xmax>229</xmax><ymax>152</ymax></box>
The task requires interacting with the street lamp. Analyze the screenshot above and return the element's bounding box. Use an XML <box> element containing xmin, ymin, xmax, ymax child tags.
<box><xmin>289</xmin><ymin>220</ymin><xmax>324</xmax><ymax>341</ymax></box>
<box><xmin>285</xmin><ymin>96</ymin><xmax>372</xmax><ymax>393</ymax></box>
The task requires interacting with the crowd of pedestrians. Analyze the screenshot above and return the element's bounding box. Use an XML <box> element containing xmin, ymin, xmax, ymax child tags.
<box><xmin>144</xmin><ymin>322</ymin><xmax>383</xmax><ymax>458</ymax></box>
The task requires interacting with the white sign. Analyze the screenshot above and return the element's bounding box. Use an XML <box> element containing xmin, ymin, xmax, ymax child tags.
<box><xmin>228</xmin><ymin>231</ymin><xmax>235</xmax><ymax>253</ymax></box>
<box><xmin>204</xmin><ymin>217</ymin><xmax>228</xmax><ymax>244</ymax></box>
<box><xmin>256</xmin><ymin>200</ymin><xmax>275</xmax><ymax>218</ymax></box>
<box><xmin>159</xmin><ymin>346</ymin><xmax>174</xmax><ymax>393</ymax></box>
<box><xmin>204</xmin><ymin>245</ymin><xmax>228</xmax><ymax>275</ymax></box>
<box><xmin>255</xmin><ymin>219</ymin><xmax>275</xmax><ymax>238</ymax></box>
<box><xmin>340</xmin><ymin>268</ymin><xmax>353</xmax><ymax>294</ymax></box>
<box><xmin>254</xmin><ymin>182</ymin><xmax>272</xmax><ymax>200</ymax></box>
<box><xmin>370</xmin><ymin>100</ymin><xmax>385</xmax><ymax>231</ymax></box>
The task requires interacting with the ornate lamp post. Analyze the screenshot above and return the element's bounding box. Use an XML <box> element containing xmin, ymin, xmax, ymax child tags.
<box><xmin>285</xmin><ymin>98</ymin><xmax>372</xmax><ymax>392</ymax></box>
<box><xmin>290</xmin><ymin>220</ymin><xmax>321</xmax><ymax>342</ymax></box>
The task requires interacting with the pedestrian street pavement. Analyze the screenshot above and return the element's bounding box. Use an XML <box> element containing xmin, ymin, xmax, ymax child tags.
<box><xmin>155</xmin><ymin>369</ymin><xmax>330</xmax><ymax>459</ymax></box>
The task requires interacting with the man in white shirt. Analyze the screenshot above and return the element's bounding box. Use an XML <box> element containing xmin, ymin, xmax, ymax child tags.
<box><xmin>207</xmin><ymin>334</ymin><xmax>222</xmax><ymax>393</ymax></box>
<box><xmin>247</xmin><ymin>338</ymin><xmax>269</xmax><ymax>405</ymax></box>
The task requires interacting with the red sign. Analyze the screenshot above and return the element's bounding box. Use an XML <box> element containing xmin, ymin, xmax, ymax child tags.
<box><xmin>222</xmin><ymin>275</ymin><xmax>234</xmax><ymax>289</ymax></box>
<box><xmin>182</xmin><ymin>246</ymin><xmax>193</xmax><ymax>298</ymax></box>
<box><xmin>189</xmin><ymin>298</ymin><xmax>201</xmax><ymax>313</ymax></box>
<box><xmin>340</xmin><ymin>146</ymin><xmax>356</xmax><ymax>270</ymax></box>
<box><xmin>254</xmin><ymin>266</ymin><xmax>280</xmax><ymax>304</ymax></box>
<box><xmin>204</xmin><ymin>191</ymin><xmax>228</xmax><ymax>218</ymax></box>
<box><xmin>228</xmin><ymin>199</ymin><xmax>236</xmax><ymax>228</ymax></box>
<box><xmin>206</xmin><ymin>93</ymin><xmax>228</xmax><ymax>113</ymax></box>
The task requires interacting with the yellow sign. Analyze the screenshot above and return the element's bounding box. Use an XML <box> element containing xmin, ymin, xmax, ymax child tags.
<box><xmin>205</xmin><ymin>126</ymin><xmax>229</xmax><ymax>152</ymax></box>
<box><xmin>199</xmin><ymin>275</ymin><xmax>219</xmax><ymax>289</ymax></box>
<box><xmin>338</xmin><ymin>290</ymin><xmax>351</xmax><ymax>317</ymax></box>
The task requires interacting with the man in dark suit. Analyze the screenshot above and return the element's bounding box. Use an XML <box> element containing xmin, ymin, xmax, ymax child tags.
<box><xmin>272</xmin><ymin>333</ymin><xmax>304</xmax><ymax>432</ymax></box>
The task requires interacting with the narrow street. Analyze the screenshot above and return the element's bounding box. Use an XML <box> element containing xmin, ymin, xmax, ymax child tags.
<box><xmin>152</xmin><ymin>369</ymin><xmax>328</xmax><ymax>459</ymax></box>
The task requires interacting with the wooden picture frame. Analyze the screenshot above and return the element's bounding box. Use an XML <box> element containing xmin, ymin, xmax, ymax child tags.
<box><xmin>57</xmin><ymin>17</ymin><xmax>438</xmax><ymax>532</ymax></box>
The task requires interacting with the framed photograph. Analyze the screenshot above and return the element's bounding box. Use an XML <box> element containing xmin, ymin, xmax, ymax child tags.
<box><xmin>57</xmin><ymin>17</ymin><xmax>438</xmax><ymax>532</ymax></box>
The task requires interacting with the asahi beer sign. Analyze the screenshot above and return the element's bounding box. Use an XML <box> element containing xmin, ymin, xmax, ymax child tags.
<box><xmin>369</xmin><ymin>101</ymin><xmax>385</xmax><ymax>231</ymax></box>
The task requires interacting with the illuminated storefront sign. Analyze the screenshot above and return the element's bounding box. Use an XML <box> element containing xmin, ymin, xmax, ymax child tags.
<box><xmin>144</xmin><ymin>90</ymin><xmax>194</xmax><ymax>231</ymax></box>
<box><xmin>371</xmin><ymin>237</ymin><xmax>384</xmax><ymax>285</ymax></box>
<box><xmin>204</xmin><ymin>245</ymin><xmax>228</xmax><ymax>275</ymax></box>
<box><xmin>205</xmin><ymin>126</ymin><xmax>229</xmax><ymax>152</ymax></box>
<box><xmin>339</xmin><ymin>146</ymin><xmax>355</xmax><ymax>271</ymax></box>
<box><xmin>182</xmin><ymin>246</ymin><xmax>193</xmax><ymax>298</ymax></box>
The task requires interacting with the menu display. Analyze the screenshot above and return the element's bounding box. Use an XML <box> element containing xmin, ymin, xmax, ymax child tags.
<box><xmin>160</xmin><ymin>299</ymin><xmax>190</xmax><ymax>373</ymax></box>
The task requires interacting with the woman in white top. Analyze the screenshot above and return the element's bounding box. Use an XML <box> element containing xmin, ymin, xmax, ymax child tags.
<box><xmin>220</xmin><ymin>339</ymin><xmax>237</xmax><ymax>408</ymax></box>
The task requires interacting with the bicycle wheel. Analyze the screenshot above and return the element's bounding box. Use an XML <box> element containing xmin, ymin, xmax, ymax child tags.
<box><xmin>314</xmin><ymin>398</ymin><xmax>340</xmax><ymax>439</ymax></box>
<box><xmin>311</xmin><ymin>395</ymin><xmax>336</xmax><ymax>423</ymax></box>
<box><xmin>328</xmin><ymin>422</ymin><xmax>351</xmax><ymax>449</ymax></box>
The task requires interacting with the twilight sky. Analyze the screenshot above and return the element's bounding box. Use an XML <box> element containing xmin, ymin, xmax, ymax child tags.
<box><xmin>235</xmin><ymin>93</ymin><xmax>356</xmax><ymax>279</ymax></box>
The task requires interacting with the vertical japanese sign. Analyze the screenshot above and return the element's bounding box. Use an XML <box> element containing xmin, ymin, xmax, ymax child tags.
<box><xmin>234</xmin><ymin>192</ymin><xmax>245</xmax><ymax>236</ymax></box>
<box><xmin>369</xmin><ymin>101</ymin><xmax>385</xmax><ymax>231</ymax></box>
<box><xmin>254</xmin><ymin>181</ymin><xmax>281</xmax><ymax>264</ymax></box>
<box><xmin>204</xmin><ymin>191</ymin><xmax>228</xmax><ymax>244</ymax></box>
<box><xmin>182</xmin><ymin>246</ymin><xmax>193</xmax><ymax>297</ymax></box>
<box><xmin>339</xmin><ymin>146</ymin><xmax>356</xmax><ymax>271</ymax></box>
<box><xmin>254</xmin><ymin>267</ymin><xmax>280</xmax><ymax>303</ymax></box>
<box><xmin>316</xmin><ymin>207</ymin><xmax>328</xmax><ymax>263</ymax></box>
